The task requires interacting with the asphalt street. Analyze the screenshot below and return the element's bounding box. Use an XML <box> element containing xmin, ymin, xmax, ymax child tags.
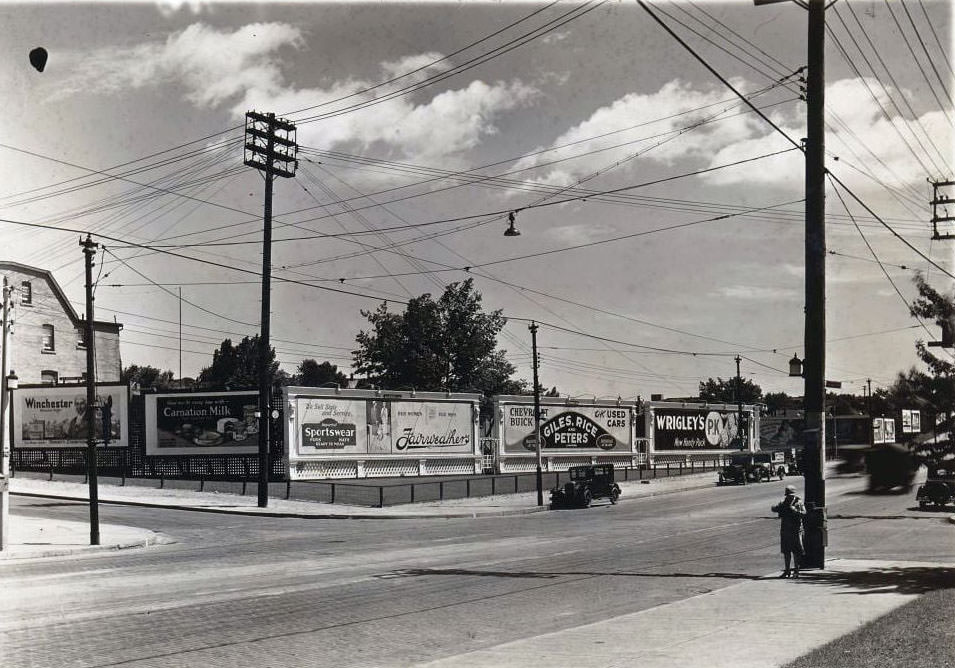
<box><xmin>2</xmin><ymin>474</ymin><xmax>952</xmax><ymax>667</ymax></box>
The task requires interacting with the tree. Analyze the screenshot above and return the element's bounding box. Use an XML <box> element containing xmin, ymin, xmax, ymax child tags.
<box><xmin>698</xmin><ymin>376</ymin><xmax>762</xmax><ymax>404</ymax></box>
<box><xmin>353</xmin><ymin>279</ymin><xmax>525</xmax><ymax>395</ymax></box>
<box><xmin>121</xmin><ymin>364</ymin><xmax>174</xmax><ymax>390</ymax></box>
<box><xmin>905</xmin><ymin>274</ymin><xmax>955</xmax><ymax>461</ymax></box>
<box><xmin>198</xmin><ymin>336</ymin><xmax>280</xmax><ymax>389</ymax></box>
<box><xmin>295</xmin><ymin>359</ymin><xmax>348</xmax><ymax>387</ymax></box>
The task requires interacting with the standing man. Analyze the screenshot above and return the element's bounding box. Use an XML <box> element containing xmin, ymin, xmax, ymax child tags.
<box><xmin>772</xmin><ymin>484</ymin><xmax>806</xmax><ymax>578</ymax></box>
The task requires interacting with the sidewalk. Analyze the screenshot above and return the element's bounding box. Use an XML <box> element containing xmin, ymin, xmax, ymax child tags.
<box><xmin>417</xmin><ymin>558</ymin><xmax>943</xmax><ymax>668</ymax></box>
<box><xmin>1</xmin><ymin>471</ymin><xmax>716</xmax><ymax>559</ymax></box>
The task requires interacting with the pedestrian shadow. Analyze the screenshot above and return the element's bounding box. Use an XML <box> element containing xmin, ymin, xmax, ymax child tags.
<box><xmin>827</xmin><ymin>513</ymin><xmax>946</xmax><ymax>520</ymax></box>
<box><xmin>391</xmin><ymin>567</ymin><xmax>765</xmax><ymax>581</ymax></box>
<box><xmin>794</xmin><ymin>565</ymin><xmax>955</xmax><ymax>595</ymax></box>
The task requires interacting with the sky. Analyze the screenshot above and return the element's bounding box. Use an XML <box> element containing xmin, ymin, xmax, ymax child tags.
<box><xmin>0</xmin><ymin>0</ymin><xmax>952</xmax><ymax>401</ymax></box>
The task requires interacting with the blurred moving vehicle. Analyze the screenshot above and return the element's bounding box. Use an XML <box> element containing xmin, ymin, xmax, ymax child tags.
<box><xmin>916</xmin><ymin>461</ymin><xmax>955</xmax><ymax>509</ymax></box>
<box><xmin>781</xmin><ymin>447</ymin><xmax>803</xmax><ymax>476</ymax></box>
<box><xmin>550</xmin><ymin>464</ymin><xmax>621</xmax><ymax>508</ymax></box>
<box><xmin>865</xmin><ymin>444</ymin><xmax>917</xmax><ymax>493</ymax></box>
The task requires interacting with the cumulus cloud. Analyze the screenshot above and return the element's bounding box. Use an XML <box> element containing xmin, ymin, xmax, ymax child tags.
<box><xmin>54</xmin><ymin>23</ymin><xmax>303</xmax><ymax>107</ymax></box>
<box><xmin>511</xmin><ymin>79</ymin><xmax>763</xmax><ymax>185</ymax></box>
<box><xmin>53</xmin><ymin>23</ymin><xmax>538</xmax><ymax>166</ymax></box>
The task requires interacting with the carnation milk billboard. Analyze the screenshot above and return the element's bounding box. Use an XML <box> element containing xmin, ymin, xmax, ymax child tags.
<box><xmin>13</xmin><ymin>384</ymin><xmax>129</xmax><ymax>448</ymax></box>
<box><xmin>286</xmin><ymin>388</ymin><xmax>481</xmax><ymax>479</ymax></box>
<box><xmin>648</xmin><ymin>401</ymin><xmax>759</xmax><ymax>452</ymax></box>
<box><xmin>144</xmin><ymin>391</ymin><xmax>260</xmax><ymax>456</ymax></box>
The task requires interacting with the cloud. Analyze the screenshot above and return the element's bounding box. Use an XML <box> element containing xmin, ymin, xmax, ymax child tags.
<box><xmin>547</xmin><ymin>222</ymin><xmax>617</xmax><ymax>245</ymax></box>
<box><xmin>511</xmin><ymin>79</ymin><xmax>763</xmax><ymax>185</ymax></box>
<box><xmin>714</xmin><ymin>285</ymin><xmax>800</xmax><ymax>301</ymax></box>
<box><xmin>53</xmin><ymin>24</ymin><xmax>538</xmax><ymax>166</ymax></box>
<box><xmin>53</xmin><ymin>23</ymin><xmax>304</xmax><ymax>107</ymax></box>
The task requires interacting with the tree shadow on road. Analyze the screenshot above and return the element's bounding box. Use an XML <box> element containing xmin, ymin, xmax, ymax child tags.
<box><xmin>794</xmin><ymin>566</ymin><xmax>955</xmax><ymax>595</ymax></box>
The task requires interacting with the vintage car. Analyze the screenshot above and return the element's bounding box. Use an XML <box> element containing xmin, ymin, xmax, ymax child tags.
<box><xmin>718</xmin><ymin>453</ymin><xmax>785</xmax><ymax>485</ymax></box>
<box><xmin>916</xmin><ymin>461</ymin><xmax>955</xmax><ymax>509</ymax></box>
<box><xmin>781</xmin><ymin>447</ymin><xmax>803</xmax><ymax>476</ymax></box>
<box><xmin>550</xmin><ymin>464</ymin><xmax>621</xmax><ymax>508</ymax></box>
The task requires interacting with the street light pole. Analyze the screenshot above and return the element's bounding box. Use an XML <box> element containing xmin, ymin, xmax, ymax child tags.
<box><xmin>0</xmin><ymin>277</ymin><xmax>11</xmax><ymax>551</ymax></box>
<box><xmin>735</xmin><ymin>355</ymin><xmax>745</xmax><ymax>450</ymax></box>
<box><xmin>530</xmin><ymin>321</ymin><xmax>543</xmax><ymax>507</ymax></box>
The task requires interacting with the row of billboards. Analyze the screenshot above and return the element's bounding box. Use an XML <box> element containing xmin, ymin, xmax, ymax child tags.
<box><xmin>10</xmin><ymin>386</ymin><xmax>761</xmax><ymax>455</ymax></box>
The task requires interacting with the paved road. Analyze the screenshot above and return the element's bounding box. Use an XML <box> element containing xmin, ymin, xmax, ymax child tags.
<box><xmin>2</xmin><ymin>474</ymin><xmax>951</xmax><ymax>667</ymax></box>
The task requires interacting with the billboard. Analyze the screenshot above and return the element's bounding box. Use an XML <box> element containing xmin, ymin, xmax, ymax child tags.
<box><xmin>294</xmin><ymin>396</ymin><xmax>475</xmax><ymax>457</ymax></box>
<box><xmin>872</xmin><ymin>417</ymin><xmax>885</xmax><ymax>444</ymax></box>
<box><xmin>13</xmin><ymin>384</ymin><xmax>129</xmax><ymax>448</ymax></box>
<box><xmin>145</xmin><ymin>391</ymin><xmax>259</xmax><ymax>456</ymax></box>
<box><xmin>501</xmin><ymin>403</ymin><xmax>633</xmax><ymax>453</ymax></box>
<box><xmin>901</xmin><ymin>409</ymin><xmax>921</xmax><ymax>434</ymax></box>
<box><xmin>652</xmin><ymin>406</ymin><xmax>747</xmax><ymax>450</ymax></box>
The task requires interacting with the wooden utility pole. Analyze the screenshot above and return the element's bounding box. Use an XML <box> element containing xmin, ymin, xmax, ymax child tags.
<box><xmin>0</xmin><ymin>277</ymin><xmax>12</xmax><ymax>551</ymax></box>
<box><xmin>530</xmin><ymin>322</ymin><xmax>543</xmax><ymax>507</ymax></box>
<box><xmin>244</xmin><ymin>111</ymin><xmax>297</xmax><ymax>508</ymax></box>
<box><xmin>81</xmin><ymin>234</ymin><xmax>100</xmax><ymax>545</ymax></box>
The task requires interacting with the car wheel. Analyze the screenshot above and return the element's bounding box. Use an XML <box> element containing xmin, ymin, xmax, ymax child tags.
<box><xmin>582</xmin><ymin>489</ymin><xmax>592</xmax><ymax>508</ymax></box>
<box><xmin>919</xmin><ymin>500</ymin><xmax>928</xmax><ymax>510</ymax></box>
<box><xmin>610</xmin><ymin>487</ymin><xmax>620</xmax><ymax>504</ymax></box>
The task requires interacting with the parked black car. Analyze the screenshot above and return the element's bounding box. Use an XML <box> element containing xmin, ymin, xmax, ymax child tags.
<box><xmin>917</xmin><ymin>461</ymin><xmax>955</xmax><ymax>509</ymax></box>
<box><xmin>718</xmin><ymin>453</ymin><xmax>784</xmax><ymax>485</ymax></box>
<box><xmin>550</xmin><ymin>464</ymin><xmax>621</xmax><ymax>508</ymax></box>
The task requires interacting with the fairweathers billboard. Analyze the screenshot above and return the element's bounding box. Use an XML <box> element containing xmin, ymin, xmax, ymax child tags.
<box><xmin>13</xmin><ymin>384</ymin><xmax>129</xmax><ymax>448</ymax></box>
<box><xmin>651</xmin><ymin>405</ymin><xmax>753</xmax><ymax>450</ymax></box>
<box><xmin>145</xmin><ymin>391</ymin><xmax>259</xmax><ymax>456</ymax></box>
<box><xmin>501</xmin><ymin>402</ymin><xmax>634</xmax><ymax>453</ymax></box>
<box><xmin>293</xmin><ymin>395</ymin><xmax>477</xmax><ymax>457</ymax></box>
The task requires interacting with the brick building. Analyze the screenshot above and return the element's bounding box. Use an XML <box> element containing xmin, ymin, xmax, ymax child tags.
<box><xmin>1</xmin><ymin>262</ymin><xmax>122</xmax><ymax>384</ymax></box>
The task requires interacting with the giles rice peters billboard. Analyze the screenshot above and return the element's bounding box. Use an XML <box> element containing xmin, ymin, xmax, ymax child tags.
<box><xmin>652</xmin><ymin>406</ymin><xmax>748</xmax><ymax>450</ymax></box>
<box><xmin>502</xmin><ymin>403</ymin><xmax>634</xmax><ymax>453</ymax></box>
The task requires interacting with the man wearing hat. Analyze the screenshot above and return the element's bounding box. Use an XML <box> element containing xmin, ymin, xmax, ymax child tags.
<box><xmin>772</xmin><ymin>484</ymin><xmax>806</xmax><ymax>578</ymax></box>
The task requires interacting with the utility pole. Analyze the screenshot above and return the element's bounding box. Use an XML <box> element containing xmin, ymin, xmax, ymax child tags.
<box><xmin>81</xmin><ymin>234</ymin><xmax>100</xmax><ymax>545</ymax></box>
<box><xmin>930</xmin><ymin>180</ymin><xmax>955</xmax><ymax>240</ymax></box>
<box><xmin>244</xmin><ymin>111</ymin><xmax>297</xmax><ymax>508</ymax></box>
<box><xmin>530</xmin><ymin>322</ymin><xmax>543</xmax><ymax>506</ymax></box>
<box><xmin>801</xmin><ymin>0</ymin><xmax>828</xmax><ymax>570</ymax></box>
<box><xmin>0</xmin><ymin>277</ymin><xmax>12</xmax><ymax>551</ymax></box>
<box><xmin>735</xmin><ymin>355</ymin><xmax>746</xmax><ymax>450</ymax></box>
<box><xmin>178</xmin><ymin>286</ymin><xmax>182</xmax><ymax>381</ymax></box>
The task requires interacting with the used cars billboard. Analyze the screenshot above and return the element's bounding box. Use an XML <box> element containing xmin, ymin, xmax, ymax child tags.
<box><xmin>500</xmin><ymin>402</ymin><xmax>634</xmax><ymax>453</ymax></box>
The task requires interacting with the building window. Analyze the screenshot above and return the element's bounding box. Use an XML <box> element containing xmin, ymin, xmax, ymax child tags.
<box><xmin>77</xmin><ymin>328</ymin><xmax>87</xmax><ymax>349</ymax></box>
<box><xmin>21</xmin><ymin>281</ymin><xmax>32</xmax><ymax>305</ymax></box>
<box><xmin>40</xmin><ymin>370</ymin><xmax>58</xmax><ymax>385</ymax></box>
<box><xmin>41</xmin><ymin>324</ymin><xmax>55</xmax><ymax>352</ymax></box>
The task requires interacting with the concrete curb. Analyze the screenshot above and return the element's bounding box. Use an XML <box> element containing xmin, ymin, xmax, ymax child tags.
<box><xmin>11</xmin><ymin>491</ymin><xmax>551</xmax><ymax>519</ymax></box>
<box><xmin>0</xmin><ymin>531</ymin><xmax>174</xmax><ymax>561</ymax></box>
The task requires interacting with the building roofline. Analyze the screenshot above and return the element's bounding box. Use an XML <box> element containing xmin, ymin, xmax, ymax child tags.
<box><xmin>0</xmin><ymin>261</ymin><xmax>122</xmax><ymax>330</ymax></box>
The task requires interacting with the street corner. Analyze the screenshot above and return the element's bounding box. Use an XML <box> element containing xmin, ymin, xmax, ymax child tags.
<box><xmin>0</xmin><ymin>516</ymin><xmax>175</xmax><ymax>561</ymax></box>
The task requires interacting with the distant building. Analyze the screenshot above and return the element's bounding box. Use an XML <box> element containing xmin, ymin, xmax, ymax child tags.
<box><xmin>0</xmin><ymin>262</ymin><xmax>122</xmax><ymax>384</ymax></box>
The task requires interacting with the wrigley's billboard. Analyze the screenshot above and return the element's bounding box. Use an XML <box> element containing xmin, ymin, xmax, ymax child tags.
<box><xmin>651</xmin><ymin>404</ymin><xmax>755</xmax><ymax>450</ymax></box>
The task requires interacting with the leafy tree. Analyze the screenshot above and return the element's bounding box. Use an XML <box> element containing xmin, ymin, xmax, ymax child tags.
<box><xmin>121</xmin><ymin>364</ymin><xmax>174</xmax><ymax>389</ymax></box>
<box><xmin>295</xmin><ymin>359</ymin><xmax>348</xmax><ymax>387</ymax></box>
<box><xmin>764</xmin><ymin>391</ymin><xmax>798</xmax><ymax>416</ymax></box>
<box><xmin>198</xmin><ymin>336</ymin><xmax>280</xmax><ymax>389</ymax></box>
<box><xmin>904</xmin><ymin>274</ymin><xmax>955</xmax><ymax>461</ymax></box>
<box><xmin>698</xmin><ymin>376</ymin><xmax>762</xmax><ymax>404</ymax></box>
<box><xmin>353</xmin><ymin>279</ymin><xmax>525</xmax><ymax>395</ymax></box>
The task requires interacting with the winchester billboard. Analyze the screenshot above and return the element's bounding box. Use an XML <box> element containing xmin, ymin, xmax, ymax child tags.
<box><xmin>499</xmin><ymin>401</ymin><xmax>634</xmax><ymax>453</ymax></box>
<box><xmin>649</xmin><ymin>403</ymin><xmax>757</xmax><ymax>451</ymax></box>
<box><xmin>13</xmin><ymin>384</ymin><xmax>129</xmax><ymax>448</ymax></box>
